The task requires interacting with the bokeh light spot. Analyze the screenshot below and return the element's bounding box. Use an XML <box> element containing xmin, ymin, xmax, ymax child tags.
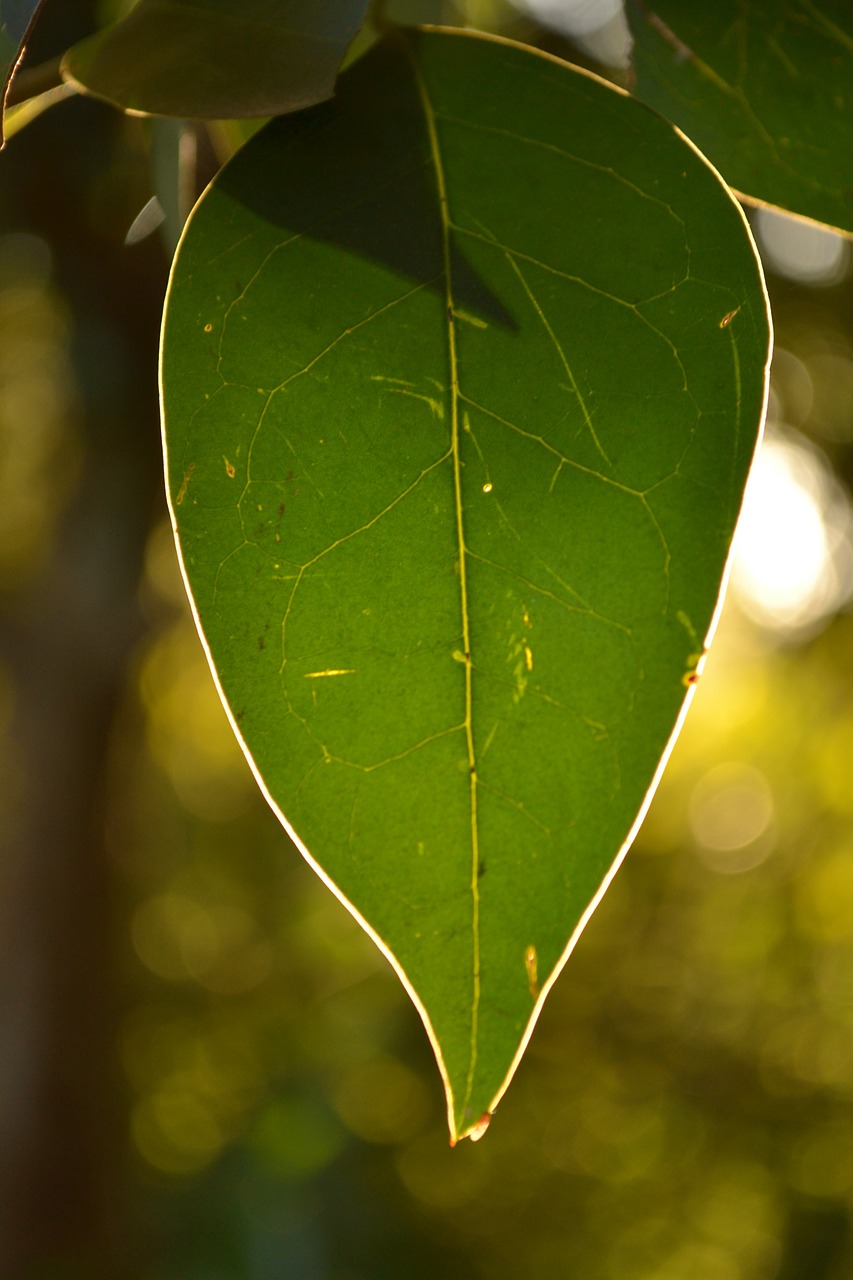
<box><xmin>395</xmin><ymin>1133</ymin><xmax>490</xmax><ymax>1210</ymax></box>
<box><xmin>139</xmin><ymin>620</ymin><xmax>256</xmax><ymax>821</ymax></box>
<box><xmin>332</xmin><ymin>1053</ymin><xmax>432</xmax><ymax>1145</ymax></box>
<box><xmin>755</xmin><ymin>207</ymin><xmax>849</xmax><ymax>286</ymax></box>
<box><xmin>788</xmin><ymin>1122</ymin><xmax>853</xmax><ymax>1198</ymax></box>
<box><xmin>248</xmin><ymin>1095</ymin><xmax>346</xmax><ymax>1179</ymax></box>
<box><xmin>731</xmin><ymin>430</ymin><xmax>853</xmax><ymax>635</ymax></box>
<box><xmin>131</xmin><ymin>892</ymin><xmax>273</xmax><ymax>992</ymax></box>
<box><xmin>131</xmin><ymin>1086</ymin><xmax>225</xmax><ymax>1176</ymax></box>
<box><xmin>513</xmin><ymin>0</ymin><xmax>630</xmax><ymax>64</ymax></box>
<box><xmin>689</xmin><ymin>762</ymin><xmax>774</xmax><ymax>874</ymax></box>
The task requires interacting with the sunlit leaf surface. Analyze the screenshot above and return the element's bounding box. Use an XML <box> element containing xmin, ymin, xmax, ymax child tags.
<box><xmin>0</xmin><ymin>0</ymin><xmax>46</xmax><ymax>144</ymax></box>
<box><xmin>627</xmin><ymin>0</ymin><xmax>853</xmax><ymax>234</ymax></box>
<box><xmin>62</xmin><ymin>0</ymin><xmax>369</xmax><ymax>119</ymax></box>
<box><xmin>161</xmin><ymin>28</ymin><xmax>770</xmax><ymax>1140</ymax></box>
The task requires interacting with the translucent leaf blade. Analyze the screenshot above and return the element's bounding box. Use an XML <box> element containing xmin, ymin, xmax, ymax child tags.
<box><xmin>160</xmin><ymin>29</ymin><xmax>771</xmax><ymax>1141</ymax></box>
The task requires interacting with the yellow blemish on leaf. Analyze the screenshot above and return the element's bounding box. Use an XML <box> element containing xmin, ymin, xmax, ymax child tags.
<box><xmin>388</xmin><ymin>387</ymin><xmax>444</xmax><ymax>419</ymax></box>
<box><xmin>223</xmin><ymin>456</ymin><xmax>236</xmax><ymax>478</ymax></box>
<box><xmin>525</xmin><ymin>944</ymin><xmax>538</xmax><ymax>999</ymax></box>
<box><xmin>482</xmin><ymin>722</ymin><xmax>498</xmax><ymax>757</ymax></box>
<box><xmin>303</xmin><ymin>669</ymin><xmax>356</xmax><ymax>679</ymax></box>
<box><xmin>454</xmin><ymin>308</ymin><xmax>489</xmax><ymax>329</ymax></box>
<box><xmin>370</xmin><ymin>375</ymin><xmax>444</xmax><ymax>418</ymax></box>
<box><xmin>677</xmin><ymin>610</ymin><xmax>698</xmax><ymax>641</ymax></box>
<box><xmin>482</xmin><ymin>482</ymin><xmax>493</xmax><ymax>493</ymax></box>
<box><xmin>204</xmin><ymin>322</ymin><xmax>213</xmax><ymax>333</ymax></box>
<box><xmin>720</xmin><ymin>307</ymin><xmax>740</xmax><ymax>328</ymax></box>
<box><xmin>524</xmin><ymin>645</ymin><xmax>533</xmax><ymax>672</ymax></box>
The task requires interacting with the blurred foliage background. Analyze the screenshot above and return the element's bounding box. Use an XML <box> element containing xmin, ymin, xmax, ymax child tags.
<box><xmin>2</xmin><ymin>1</ymin><xmax>853</xmax><ymax>1277</ymax></box>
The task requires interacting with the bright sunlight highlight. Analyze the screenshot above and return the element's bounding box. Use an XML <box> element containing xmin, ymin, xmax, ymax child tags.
<box><xmin>730</xmin><ymin>430</ymin><xmax>853</xmax><ymax>636</ymax></box>
<box><xmin>754</xmin><ymin>207</ymin><xmax>849</xmax><ymax>287</ymax></box>
<box><xmin>514</xmin><ymin>0</ymin><xmax>630</xmax><ymax>65</ymax></box>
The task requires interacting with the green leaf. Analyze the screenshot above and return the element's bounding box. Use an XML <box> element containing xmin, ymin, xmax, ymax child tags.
<box><xmin>61</xmin><ymin>0</ymin><xmax>369</xmax><ymax>119</ymax></box>
<box><xmin>161</xmin><ymin>28</ymin><xmax>770</xmax><ymax>1141</ymax></box>
<box><xmin>1</xmin><ymin>0</ymin><xmax>47</xmax><ymax>145</ymax></box>
<box><xmin>627</xmin><ymin>0</ymin><xmax>853</xmax><ymax>234</ymax></box>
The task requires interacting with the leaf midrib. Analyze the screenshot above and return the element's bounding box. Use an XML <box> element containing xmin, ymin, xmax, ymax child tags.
<box><xmin>407</xmin><ymin>38</ymin><xmax>481</xmax><ymax>1134</ymax></box>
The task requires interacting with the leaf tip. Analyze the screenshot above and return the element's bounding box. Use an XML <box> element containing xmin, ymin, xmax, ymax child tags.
<box><xmin>452</xmin><ymin>1111</ymin><xmax>492</xmax><ymax>1146</ymax></box>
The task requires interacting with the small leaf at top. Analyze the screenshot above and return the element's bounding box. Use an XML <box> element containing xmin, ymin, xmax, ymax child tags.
<box><xmin>161</xmin><ymin>27</ymin><xmax>770</xmax><ymax>1141</ymax></box>
<box><xmin>1</xmin><ymin>0</ymin><xmax>47</xmax><ymax>145</ymax></box>
<box><xmin>61</xmin><ymin>0</ymin><xmax>370</xmax><ymax>119</ymax></box>
<box><xmin>627</xmin><ymin>0</ymin><xmax>853</xmax><ymax>235</ymax></box>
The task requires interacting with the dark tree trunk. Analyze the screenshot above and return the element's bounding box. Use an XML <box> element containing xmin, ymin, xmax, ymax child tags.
<box><xmin>0</xmin><ymin>5</ymin><xmax>169</xmax><ymax>1269</ymax></box>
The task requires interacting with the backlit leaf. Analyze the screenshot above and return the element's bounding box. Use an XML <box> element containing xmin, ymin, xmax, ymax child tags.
<box><xmin>161</xmin><ymin>28</ymin><xmax>770</xmax><ymax>1141</ymax></box>
<box><xmin>62</xmin><ymin>0</ymin><xmax>369</xmax><ymax>119</ymax></box>
<box><xmin>627</xmin><ymin>0</ymin><xmax>853</xmax><ymax>234</ymax></box>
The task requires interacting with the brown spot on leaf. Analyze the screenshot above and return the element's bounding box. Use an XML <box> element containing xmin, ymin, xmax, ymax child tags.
<box><xmin>176</xmin><ymin>462</ymin><xmax>195</xmax><ymax>505</ymax></box>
